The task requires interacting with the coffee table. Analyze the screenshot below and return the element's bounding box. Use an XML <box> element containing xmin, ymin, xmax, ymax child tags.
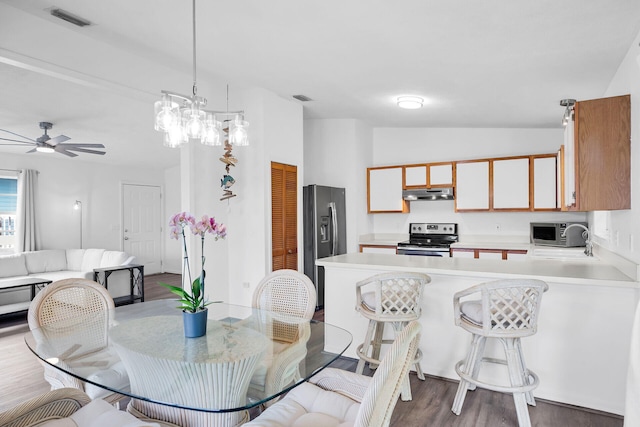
<box><xmin>25</xmin><ymin>300</ymin><xmax>352</xmax><ymax>427</ymax></box>
<box><xmin>0</xmin><ymin>277</ymin><xmax>52</xmax><ymax>315</ymax></box>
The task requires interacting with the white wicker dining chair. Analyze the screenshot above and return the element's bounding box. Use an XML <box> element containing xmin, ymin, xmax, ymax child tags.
<box><xmin>0</xmin><ymin>388</ymin><xmax>179</xmax><ymax>427</ymax></box>
<box><xmin>355</xmin><ymin>271</ymin><xmax>430</xmax><ymax>401</ymax></box>
<box><xmin>451</xmin><ymin>278</ymin><xmax>549</xmax><ymax>427</ymax></box>
<box><xmin>249</xmin><ymin>269</ymin><xmax>317</xmax><ymax>406</ymax></box>
<box><xmin>243</xmin><ymin>320</ymin><xmax>422</xmax><ymax>427</ymax></box>
<box><xmin>27</xmin><ymin>278</ymin><xmax>128</xmax><ymax>406</ymax></box>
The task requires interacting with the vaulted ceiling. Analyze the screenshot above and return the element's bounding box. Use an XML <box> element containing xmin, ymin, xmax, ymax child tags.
<box><xmin>1</xmin><ymin>0</ymin><xmax>639</xmax><ymax>168</ymax></box>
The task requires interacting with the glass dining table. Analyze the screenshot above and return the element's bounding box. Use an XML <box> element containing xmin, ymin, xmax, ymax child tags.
<box><xmin>25</xmin><ymin>300</ymin><xmax>353</xmax><ymax>427</ymax></box>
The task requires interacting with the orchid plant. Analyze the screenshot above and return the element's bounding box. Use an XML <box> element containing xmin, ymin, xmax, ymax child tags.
<box><xmin>161</xmin><ymin>212</ymin><xmax>226</xmax><ymax>313</ymax></box>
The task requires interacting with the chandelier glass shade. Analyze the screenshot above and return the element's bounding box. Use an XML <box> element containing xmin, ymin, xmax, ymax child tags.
<box><xmin>154</xmin><ymin>0</ymin><xmax>248</xmax><ymax>148</ymax></box>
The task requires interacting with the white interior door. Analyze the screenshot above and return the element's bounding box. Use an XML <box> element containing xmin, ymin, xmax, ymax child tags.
<box><xmin>122</xmin><ymin>184</ymin><xmax>162</xmax><ymax>274</ymax></box>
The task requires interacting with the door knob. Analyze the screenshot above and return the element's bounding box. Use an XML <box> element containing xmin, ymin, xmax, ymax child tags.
<box><xmin>124</xmin><ymin>237</ymin><xmax>129</xmax><ymax>240</ymax></box>
<box><xmin>287</xmin><ymin>249</ymin><xmax>293</xmax><ymax>254</ymax></box>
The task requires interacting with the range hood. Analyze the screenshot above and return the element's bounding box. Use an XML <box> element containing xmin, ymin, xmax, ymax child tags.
<box><xmin>402</xmin><ymin>188</ymin><xmax>454</xmax><ymax>201</ymax></box>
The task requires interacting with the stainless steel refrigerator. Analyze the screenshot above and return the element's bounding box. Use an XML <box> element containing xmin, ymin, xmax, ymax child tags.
<box><xmin>303</xmin><ymin>185</ymin><xmax>347</xmax><ymax>309</ymax></box>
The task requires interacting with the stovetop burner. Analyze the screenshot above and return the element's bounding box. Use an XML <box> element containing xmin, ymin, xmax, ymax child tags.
<box><xmin>398</xmin><ymin>222</ymin><xmax>459</xmax><ymax>248</ymax></box>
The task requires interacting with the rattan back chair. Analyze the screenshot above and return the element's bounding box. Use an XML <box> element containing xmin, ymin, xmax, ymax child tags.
<box><xmin>249</xmin><ymin>269</ymin><xmax>317</xmax><ymax>407</ymax></box>
<box><xmin>27</xmin><ymin>278</ymin><xmax>126</xmax><ymax>405</ymax></box>
<box><xmin>244</xmin><ymin>321</ymin><xmax>422</xmax><ymax>427</ymax></box>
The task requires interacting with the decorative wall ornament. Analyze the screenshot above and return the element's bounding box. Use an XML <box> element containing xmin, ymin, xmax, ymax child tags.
<box><xmin>220</xmin><ymin>126</ymin><xmax>238</xmax><ymax>201</ymax></box>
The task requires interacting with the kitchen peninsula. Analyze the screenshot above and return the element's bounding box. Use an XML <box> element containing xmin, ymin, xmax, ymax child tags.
<box><xmin>317</xmin><ymin>252</ymin><xmax>639</xmax><ymax>416</ymax></box>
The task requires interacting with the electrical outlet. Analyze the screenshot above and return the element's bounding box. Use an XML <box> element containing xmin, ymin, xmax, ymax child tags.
<box><xmin>495</xmin><ymin>224</ymin><xmax>501</xmax><ymax>232</ymax></box>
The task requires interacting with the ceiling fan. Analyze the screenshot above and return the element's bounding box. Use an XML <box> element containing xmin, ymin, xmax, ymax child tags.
<box><xmin>0</xmin><ymin>122</ymin><xmax>106</xmax><ymax>157</ymax></box>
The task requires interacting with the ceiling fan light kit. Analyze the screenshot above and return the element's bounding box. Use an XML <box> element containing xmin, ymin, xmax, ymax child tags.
<box><xmin>154</xmin><ymin>0</ymin><xmax>249</xmax><ymax>149</ymax></box>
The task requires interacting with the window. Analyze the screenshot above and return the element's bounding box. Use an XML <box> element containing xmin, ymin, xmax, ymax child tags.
<box><xmin>0</xmin><ymin>177</ymin><xmax>17</xmax><ymax>251</ymax></box>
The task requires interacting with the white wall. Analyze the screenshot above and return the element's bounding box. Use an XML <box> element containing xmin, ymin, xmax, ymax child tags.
<box><xmin>303</xmin><ymin>119</ymin><xmax>373</xmax><ymax>253</ymax></box>
<box><xmin>594</xmin><ymin>28</ymin><xmax>640</xmax><ymax>263</ymax></box>
<box><xmin>371</xmin><ymin>127</ymin><xmax>587</xmax><ymax>238</ymax></box>
<box><xmin>0</xmin><ymin>152</ymin><xmax>164</xmax><ymax>251</ymax></box>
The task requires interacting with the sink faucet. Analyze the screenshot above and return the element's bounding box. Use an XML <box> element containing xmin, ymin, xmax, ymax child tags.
<box><xmin>562</xmin><ymin>224</ymin><xmax>593</xmax><ymax>256</ymax></box>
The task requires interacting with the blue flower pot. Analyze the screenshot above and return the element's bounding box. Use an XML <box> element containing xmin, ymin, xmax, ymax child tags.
<box><xmin>183</xmin><ymin>308</ymin><xmax>208</xmax><ymax>338</ymax></box>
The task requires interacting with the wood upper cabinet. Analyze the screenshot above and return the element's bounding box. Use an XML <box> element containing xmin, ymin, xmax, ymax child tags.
<box><xmin>404</xmin><ymin>162</ymin><xmax>453</xmax><ymax>189</ymax></box>
<box><xmin>493</xmin><ymin>158</ymin><xmax>530</xmax><ymax>210</ymax></box>
<box><xmin>367</xmin><ymin>166</ymin><xmax>408</xmax><ymax>213</ymax></box>
<box><xmin>563</xmin><ymin>94</ymin><xmax>631</xmax><ymax>211</ymax></box>
<box><xmin>455</xmin><ymin>160</ymin><xmax>489</xmax><ymax>211</ymax></box>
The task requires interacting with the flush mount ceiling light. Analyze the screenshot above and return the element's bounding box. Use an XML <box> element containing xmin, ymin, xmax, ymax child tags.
<box><xmin>560</xmin><ymin>99</ymin><xmax>576</xmax><ymax>126</ymax></box>
<box><xmin>397</xmin><ymin>96</ymin><xmax>424</xmax><ymax>109</ymax></box>
<box><xmin>154</xmin><ymin>0</ymin><xmax>249</xmax><ymax>148</ymax></box>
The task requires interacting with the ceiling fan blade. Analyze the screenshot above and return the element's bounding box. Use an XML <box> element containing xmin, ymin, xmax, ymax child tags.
<box><xmin>61</xmin><ymin>146</ymin><xmax>106</xmax><ymax>155</ymax></box>
<box><xmin>47</xmin><ymin>135</ymin><xmax>70</xmax><ymax>146</ymax></box>
<box><xmin>57</xmin><ymin>143</ymin><xmax>105</xmax><ymax>149</ymax></box>
<box><xmin>26</xmin><ymin>148</ymin><xmax>37</xmax><ymax>153</ymax></box>
<box><xmin>0</xmin><ymin>128</ymin><xmax>36</xmax><ymax>143</ymax></box>
<box><xmin>0</xmin><ymin>136</ymin><xmax>35</xmax><ymax>145</ymax></box>
<box><xmin>0</xmin><ymin>142</ymin><xmax>36</xmax><ymax>146</ymax></box>
<box><xmin>54</xmin><ymin>148</ymin><xmax>78</xmax><ymax>157</ymax></box>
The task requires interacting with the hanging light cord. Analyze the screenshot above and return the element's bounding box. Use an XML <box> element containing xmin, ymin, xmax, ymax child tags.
<box><xmin>192</xmin><ymin>0</ymin><xmax>197</xmax><ymax>97</ymax></box>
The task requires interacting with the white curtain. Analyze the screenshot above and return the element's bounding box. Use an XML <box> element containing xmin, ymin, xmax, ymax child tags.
<box><xmin>16</xmin><ymin>169</ymin><xmax>40</xmax><ymax>252</ymax></box>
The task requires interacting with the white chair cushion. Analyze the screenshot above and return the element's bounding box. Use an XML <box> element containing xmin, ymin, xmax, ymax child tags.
<box><xmin>80</xmin><ymin>249</ymin><xmax>105</xmax><ymax>272</ymax></box>
<box><xmin>84</xmin><ymin>360</ymin><xmax>130</xmax><ymax>400</ymax></box>
<box><xmin>39</xmin><ymin>397</ymin><xmax>160</xmax><ymax>427</ymax></box>
<box><xmin>460</xmin><ymin>300</ymin><xmax>483</xmax><ymax>325</ymax></box>
<box><xmin>244</xmin><ymin>382</ymin><xmax>359</xmax><ymax>427</ymax></box>
<box><xmin>0</xmin><ymin>253</ymin><xmax>27</xmax><ymax>278</ymax></box>
<box><xmin>361</xmin><ymin>292</ymin><xmax>376</xmax><ymax>311</ymax></box>
<box><xmin>24</xmin><ymin>250</ymin><xmax>67</xmax><ymax>274</ymax></box>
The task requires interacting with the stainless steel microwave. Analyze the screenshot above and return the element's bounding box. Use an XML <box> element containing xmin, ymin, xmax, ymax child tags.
<box><xmin>530</xmin><ymin>222</ymin><xmax>588</xmax><ymax>247</ymax></box>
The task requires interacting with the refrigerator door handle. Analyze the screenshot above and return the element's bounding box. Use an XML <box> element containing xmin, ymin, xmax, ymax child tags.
<box><xmin>329</xmin><ymin>202</ymin><xmax>338</xmax><ymax>256</ymax></box>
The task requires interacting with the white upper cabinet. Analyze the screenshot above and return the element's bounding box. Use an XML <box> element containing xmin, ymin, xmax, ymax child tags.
<box><xmin>404</xmin><ymin>163</ymin><xmax>453</xmax><ymax>188</ymax></box>
<box><xmin>533</xmin><ymin>155</ymin><xmax>557</xmax><ymax>210</ymax></box>
<box><xmin>367</xmin><ymin>167</ymin><xmax>407</xmax><ymax>213</ymax></box>
<box><xmin>493</xmin><ymin>158</ymin><xmax>530</xmax><ymax>209</ymax></box>
<box><xmin>455</xmin><ymin>161</ymin><xmax>489</xmax><ymax>210</ymax></box>
<box><xmin>404</xmin><ymin>165</ymin><xmax>427</xmax><ymax>187</ymax></box>
<box><xmin>429</xmin><ymin>163</ymin><xmax>453</xmax><ymax>187</ymax></box>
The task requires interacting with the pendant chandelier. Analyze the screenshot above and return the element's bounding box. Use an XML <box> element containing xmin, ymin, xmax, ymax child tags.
<box><xmin>154</xmin><ymin>0</ymin><xmax>249</xmax><ymax>148</ymax></box>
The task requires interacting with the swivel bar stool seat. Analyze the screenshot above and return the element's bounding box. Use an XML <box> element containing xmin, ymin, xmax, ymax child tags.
<box><xmin>355</xmin><ymin>271</ymin><xmax>430</xmax><ymax>401</ymax></box>
<box><xmin>451</xmin><ymin>279</ymin><xmax>548</xmax><ymax>427</ymax></box>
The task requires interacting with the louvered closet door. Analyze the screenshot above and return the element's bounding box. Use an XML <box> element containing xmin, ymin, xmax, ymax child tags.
<box><xmin>271</xmin><ymin>162</ymin><xmax>298</xmax><ymax>271</ymax></box>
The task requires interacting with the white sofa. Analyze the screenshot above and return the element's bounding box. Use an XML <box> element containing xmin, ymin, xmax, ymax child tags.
<box><xmin>0</xmin><ymin>249</ymin><xmax>136</xmax><ymax>314</ymax></box>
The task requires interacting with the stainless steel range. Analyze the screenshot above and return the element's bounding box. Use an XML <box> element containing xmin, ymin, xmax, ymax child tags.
<box><xmin>396</xmin><ymin>222</ymin><xmax>458</xmax><ymax>256</ymax></box>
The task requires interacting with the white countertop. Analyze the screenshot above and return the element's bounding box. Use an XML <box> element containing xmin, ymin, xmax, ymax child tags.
<box><xmin>450</xmin><ymin>241</ymin><xmax>532</xmax><ymax>251</ymax></box>
<box><xmin>317</xmin><ymin>252</ymin><xmax>637</xmax><ymax>286</ymax></box>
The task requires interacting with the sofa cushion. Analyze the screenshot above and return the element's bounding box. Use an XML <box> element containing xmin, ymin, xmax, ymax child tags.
<box><xmin>101</xmin><ymin>251</ymin><xmax>129</xmax><ymax>268</ymax></box>
<box><xmin>66</xmin><ymin>249</ymin><xmax>86</xmax><ymax>271</ymax></box>
<box><xmin>23</xmin><ymin>250</ymin><xmax>67</xmax><ymax>274</ymax></box>
<box><xmin>80</xmin><ymin>249</ymin><xmax>105</xmax><ymax>272</ymax></box>
<box><xmin>0</xmin><ymin>254</ymin><xmax>28</xmax><ymax>279</ymax></box>
<box><xmin>32</xmin><ymin>271</ymin><xmax>93</xmax><ymax>282</ymax></box>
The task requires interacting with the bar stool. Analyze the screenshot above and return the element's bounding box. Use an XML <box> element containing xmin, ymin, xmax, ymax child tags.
<box><xmin>355</xmin><ymin>271</ymin><xmax>430</xmax><ymax>401</ymax></box>
<box><xmin>451</xmin><ymin>279</ymin><xmax>549</xmax><ymax>427</ymax></box>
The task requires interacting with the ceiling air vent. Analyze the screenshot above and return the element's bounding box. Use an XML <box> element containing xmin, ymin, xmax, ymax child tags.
<box><xmin>50</xmin><ymin>8</ymin><xmax>92</xmax><ymax>27</ymax></box>
<box><xmin>292</xmin><ymin>95</ymin><xmax>313</xmax><ymax>102</ymax></box>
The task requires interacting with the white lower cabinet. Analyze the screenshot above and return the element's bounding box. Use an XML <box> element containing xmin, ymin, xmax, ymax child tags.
<box><xmin>360</xmin><ymin>245</ymin><xmax>397</xmax><ymax>254</ymax></box>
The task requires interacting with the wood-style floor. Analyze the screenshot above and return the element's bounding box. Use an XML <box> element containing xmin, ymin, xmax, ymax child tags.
<box><xmin>0</xmin><ymin>273</ymin><xmax>623</xmax><ymax>426</ymax></box>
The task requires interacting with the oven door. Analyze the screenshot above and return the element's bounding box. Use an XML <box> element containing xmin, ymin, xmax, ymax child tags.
<box><xmin>396</xmin><ymin>245</ymin><xmax>449</xmax><ymax>257</ymax></box>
